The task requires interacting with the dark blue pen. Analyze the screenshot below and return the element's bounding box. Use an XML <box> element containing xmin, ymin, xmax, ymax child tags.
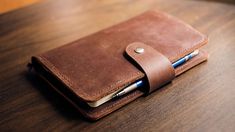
<box><xmin>113</xmin><ymin>50</ymin><xmax>199</xmax><ymax>98</ymax></box>
<box><xmin>172</xmin><ymin>50</ymin><xmax>199</xmax><ymax>68</ymax></box>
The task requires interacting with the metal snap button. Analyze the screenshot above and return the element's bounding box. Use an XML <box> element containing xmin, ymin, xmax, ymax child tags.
<box><xmin>135</xmin><ymin>47</ymin><xmax>144</xmax><ymax>54</ymax></box>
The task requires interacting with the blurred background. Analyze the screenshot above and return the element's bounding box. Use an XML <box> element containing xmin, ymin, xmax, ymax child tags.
<box><xmin>0</xmin><ymin>0</ymin><xmax>235</xmax><ymax>14</ymax></box>
<box><xmin>0</xmin><ymin>0</ymin><xmax>39</xmax><ymax>14</ymax></box>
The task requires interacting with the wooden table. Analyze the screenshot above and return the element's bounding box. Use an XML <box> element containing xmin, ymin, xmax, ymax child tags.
<box><xmin>1</xmin><ymin>0</ymin><xmax>235</xmax><ymax>131</ymax></box>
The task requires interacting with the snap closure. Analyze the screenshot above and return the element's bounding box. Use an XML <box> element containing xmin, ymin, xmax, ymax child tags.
<box><xmin>135</xmin><ymin>47</ymin><xmax>145</xmax><ymax>54</ymax></box>
<box><xmin>125</xmin><ymin>42</ymin><xmax>175</xmax><ymax>94</ymax></box>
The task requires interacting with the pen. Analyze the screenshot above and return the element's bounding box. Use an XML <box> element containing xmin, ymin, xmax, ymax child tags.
<box><xmin>112</xmin><ymin>50</ymin><xmax>199</xmax><ymax>98</ymax></box>
<box><xmin>172</xmin><ymin>50</ymin><xmax>199</xmax><ymax>68</ymax></box>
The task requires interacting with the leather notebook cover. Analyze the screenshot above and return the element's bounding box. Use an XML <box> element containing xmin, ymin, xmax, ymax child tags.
<box><xmin>30</xmin><ymin>10</ymin><xmax>208</xmax><ymax>120</ymax></box>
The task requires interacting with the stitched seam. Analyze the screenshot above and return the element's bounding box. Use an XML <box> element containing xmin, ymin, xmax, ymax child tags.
<box><xmin>38</xmin><ymin>55</ymin><xmax>144</xmax><ymax>101</ymax></box>
<box><xmin>157</xmin><ymin>9</ymin><xmax>208</xmax><ymax>62</ymax></box>
<box><xmin>36</xmin><ymin>58</ymin><xmax>143</xmax><ymax>118</ymax></box>
<box><xmin>168</xmin><ymin>37</ymin><xmax>207</xmax><ymax>62</ymax></box>
<box><xmin>38</xmin><ymin>56</ymin><xmax>91</xmax><ymax>99</ymax></box>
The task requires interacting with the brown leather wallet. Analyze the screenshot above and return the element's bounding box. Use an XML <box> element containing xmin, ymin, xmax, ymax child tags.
<box><xmin>30</xmin><ymin>10</ymin><xmax>208</xmax><ymax>120</ymax></box>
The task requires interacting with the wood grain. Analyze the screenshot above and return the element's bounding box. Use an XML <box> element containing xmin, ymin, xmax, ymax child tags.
<box><xmin>0</xmin><ymin>0</ymin><xmax>235</xmax><ymax>131</ymax></box>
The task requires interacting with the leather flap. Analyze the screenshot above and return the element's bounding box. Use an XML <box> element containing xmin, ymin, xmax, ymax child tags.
<box><xmin>125</xmin><ymin>42</ymin><xmax>175</xmax><ymax>93</ymax></box>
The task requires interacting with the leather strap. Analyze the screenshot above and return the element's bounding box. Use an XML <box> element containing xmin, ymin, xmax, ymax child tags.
<box><xmin>125</xmin><ymin>42</ymin><xmax>175</xmax><ymax>94</ymax></box>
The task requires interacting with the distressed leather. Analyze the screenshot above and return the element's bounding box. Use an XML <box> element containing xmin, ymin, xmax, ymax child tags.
<box><xmin>126</xmin><ymin>42</ymin><xmax>175</xmax><ymax>93</ymax></box>
<box><xmin>31</xmin><ymin>10</ymin><xmax>208</xmax><ymax>120</ymax></box>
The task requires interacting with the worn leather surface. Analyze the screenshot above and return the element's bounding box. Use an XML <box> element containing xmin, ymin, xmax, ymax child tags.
<box><xmin>31</xmin><ymin>10</ymin><xmax>208</xmax><ymax>120</ymax></box>
<box><xmin>32</xmin><ymin>50</ymin><xmax>208</xmax><ymax>120</ymax></box>
<box><xmin>126</xmin><ymin>42</ymin><xmax>175</xmax><ymax>93</ymax></box>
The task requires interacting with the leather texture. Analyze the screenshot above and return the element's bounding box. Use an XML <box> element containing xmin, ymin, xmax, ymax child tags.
<box><xmin>126</xmin><ymin>42</ymin><xmax>175</xmax><ymax>93</ymax></box>
<box><xmin>31</xmin><ymin>10</ymin><xmax>208</xmax><ymax>120</ymax></box>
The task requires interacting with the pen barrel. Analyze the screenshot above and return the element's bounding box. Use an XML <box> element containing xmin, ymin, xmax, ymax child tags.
<box><xmin>172</xmin><ymin>58</ymin><xmax>186</xmax><ymax>68</ymax></box>
<box><xmin>123</xmin><ymin>83</ymin><xmax>138</xmax><ymax>93</ymax></box>
<box><xmin>115</xmin><ymin>83</ymin><xmax>138</xmax><ymax>97</ymax></box>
